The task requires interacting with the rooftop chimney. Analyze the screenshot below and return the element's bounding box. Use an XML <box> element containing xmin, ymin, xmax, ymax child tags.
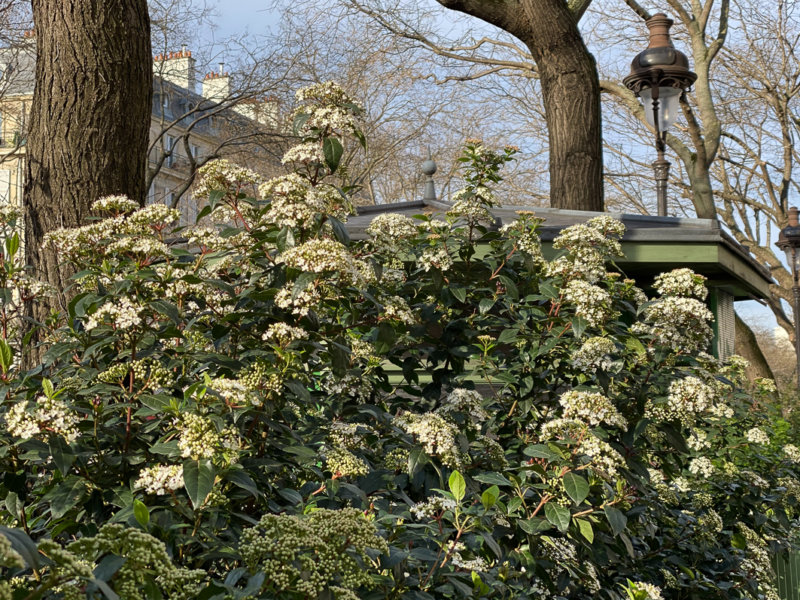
<box><xmin>153</xmin><ymin>46</ymin><xmax>196</xmax><ymax>93</ymax></box>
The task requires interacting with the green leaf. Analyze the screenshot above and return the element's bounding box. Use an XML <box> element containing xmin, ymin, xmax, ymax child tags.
<box><xmin>42</xmin><ymin>378</ymin><xmax>55</xmax><ymax>399</ymax></box>
<box><xmin>330</xmin><ymin>338</ymin><xmax>350</xmax><ymax>378</ymax></box>
<box><xmin>481</xmin><ymin>485</ymin><xmax>500</xmax><ymax>510</ymax></box>
<box><xmin>224</xmin><ymin>468</ymin><xmax>261</xmax><ymax>498</ymax></box>
<box><xmin>576</xmin><ymin>518</ymin><xmax>594</xmax><ymax>543</ymax></box>
<box><xmin>5</xmin><ymin>231</ymin><xmax>19</xmax><ymax>257</ymax></box>
<box><xmin>473</xmin><ymin>472</ymin><xmax>512</xmax><ymax>487</ymax></box>
<box><xmin>496</xmin><ymin>328</ymin><xmax>519</xmax><ymax>344</ymax></box>
<box><xmin>0</xmin><ymin>338</ymin><xmax>12</xmax><ymax>375</ymax></box>
<box><xmin>323</xmin><ymin>137</ymin><xmax>344</xmax><ymax>173</ymax></box>
<box><xmin>523</xmin><ymin>444</ymin><xmax>560</xmax><ymax>462</ymax></box>
<box><xmin>519</xmin><ymin>517</ymin><xmax>551</xmax><ymax>534</ymax></box>
<box><xmin>449</xmin><ymin>470</ymin><xmax>466</xmax><ymax>502</ymax></box>
<box><xmin>49</xmin><ymin>438</ymin><xmax>76</xmax><ymax>477</ymax></box>
<box><xmin>328</xmin><ymin>216</ymin><xmax>351</xmax><ymax>246</ymax></box>
<box><xmin>478</xmin><ymin>298</ymin><xmax>495</xmax><ymax>314</ymax></box>
<box><xmin>133</xmin><ymin>499</ymin><xmax>149</xmax><ymax>527</ymax></box>
<box><xmin>571</xmin><ymin>316</ymin><xmax>588</xmax><ymax>339</ymax></box>
<box><xmin>625</xmin><ymin>336</ymin><xmax>647</xmax><ymax>356</ymax></box>
<box><xmin>539</xmin><ymin>280</ymin><xmax>559</xmax><ymax>299</ymax></box>
<box><xmin>451</xmin><ymin>287</ymin><xmax>467</xmax><ymax>303</ymax></box>
<box><xmin>183</xmin><ymin>460</ymin><xmax>215</xmax><ymax>510</ymax></box>
<box><xmin>44</xmin><ymin>475</ymin><xmax>87</xmax><ymax>519</ymax></box>
<box><xmin>408</xmin><ymin>448</ymin><xmax>429</xmax><ymax>478</ymax></box>
<box><xmin>604</xmin><ymin>505</ymin><xmax>627</xmax><ymax>536</ymax></box>
<box><xmin>562</xmin><ymin>472</ymin><xmax>590</xmax><ymax>505</ymax></box>
<box><xmin>150</xmin><ymin>300</ymin><xmax>181</xmax><ymax>324</ymax></box>
<box><xmin>0</xmin><ymin>526</ymin><xmax>40</xmax><ymax>569</ymax></box>
<box><xmin>545</xmin><ymin>503</ymin><xmax>571</xmax><ymax>533</ymax></box>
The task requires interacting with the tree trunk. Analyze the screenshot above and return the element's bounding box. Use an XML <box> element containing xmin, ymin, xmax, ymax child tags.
<box><xmin>24</xmin><ymin>0</ymin><xmax>151</xmax><ymax>362</ymax></box>
<box><xmin>436</xmin><ymin>0</ymin><xmax>603</xmax><ymax>211</ymax></box>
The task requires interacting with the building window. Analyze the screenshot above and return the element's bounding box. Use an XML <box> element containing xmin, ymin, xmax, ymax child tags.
<box><xmin>165</xmin><ymin>135</ymin><xmax>175</xmax><ymax>168</ymax></box>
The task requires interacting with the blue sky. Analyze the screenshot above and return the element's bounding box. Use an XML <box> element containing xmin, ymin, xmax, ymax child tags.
<box><xmin>211</xmin><ymin>1</ymin><xmax>280</xmax><ymax>39</ymax></box>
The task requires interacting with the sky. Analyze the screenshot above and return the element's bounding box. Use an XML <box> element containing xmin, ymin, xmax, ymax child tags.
<box><xmin>209</xmin><ymin>1</ymin><xmax>280</xmax><ymax>40</ymax></box>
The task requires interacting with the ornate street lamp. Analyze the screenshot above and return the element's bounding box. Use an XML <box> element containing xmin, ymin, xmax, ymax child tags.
<box><xmin>624</xmin><ymin>13</ymin><xmax>697</xmax><ymax>217</ymax></box>
<box><xmin>777</xmin><ymin>206</ymin><xmax>800</xmax><ymax>390</ymax></box>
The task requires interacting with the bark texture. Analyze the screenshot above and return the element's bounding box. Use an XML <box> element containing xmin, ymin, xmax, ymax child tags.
<box><xmin>436</xmin><ymin>0</ymin><xmax>603</xmax><ymax>211</ymax></box>
<box><xmin>24</xmin><ymin>0</ymin><xmax>151</xmax><ymax>356</ymax></box>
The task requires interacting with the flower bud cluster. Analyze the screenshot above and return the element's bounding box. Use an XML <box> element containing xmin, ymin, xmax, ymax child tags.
<box><xmin>262</xmin><ymin>322</ymin><xmax>308</xmax><ymax>346</ymax></box>
<box><xmin>239</xmin><ymin>508</ymin><xmax>386</xmax><ymax>598</ymax></box>
<box><xmin>84</xmin><ymin>297</ymin><xmax>144</xmax><ymax>331</ymax></box>
<box><xmin>0</xmin><ymin>533</ymin><xmax>23</xmax><ymax>568</ymax></box>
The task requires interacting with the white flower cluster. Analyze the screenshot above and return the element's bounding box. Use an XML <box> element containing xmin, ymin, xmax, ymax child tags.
<box><xmin>6</xmin><ymin>395</ymin><xmax>80</xmax><ymax>443</ymax></box>
<box><xmin>446</xmin><ymin>187</ymin><xmax>495</xmax><ymax>226</ymax></box>
<box><xmin>186</xmin><ymin>226</ymin><xmax>226</xmax><ymax>251</ymax></box>
<box><xmin>784</xmin><ymin>444</ymin><xmax>800</xmax><ymax>463</ymax></box>
<box><xmin>84</xmin><ymin>297</ymin><xmax>144</xmax><ymax>331</ymax></box>
<box><xmin>549</xmin><ymin>217</ymin><xmax>625</xmax><ymax>283</ymax></box>
<box><xmin>580</xmin><ymin>433</ymin><xmax>626</xmax><ymax>478</ymax></box>
<box><xmin>279</xmin><ymin>238</ymin><xmax>365</xmax><ymax>286</ymax></box>
<box><xmin>745</xmin><ymin>427</ymin><xmax>770</xmax><ymax>445</ymax></box>
<box><xmin>687</xmin><ymin>428</ymin><xmax>711</xmax><ymax>451</ymax></box>
<box><xmin>367</xmin><ymin>213</ymin><xmax>419</xmax><ymax>253</ymax></box>
<box><xmin>176</xmin><ymin>413</ymin><xmax>238</xmax><ymax>460</ymax></box>
<box><xmin>410</xmin><ymin>495</ymin><xmax>458</xmax><ymax>519</ymax></box>
<box><xmin>645</xmin><ymin>376</ymin><xmax>715</xmax><ymax>422</ymax></box>
<box><xmin>209</xmin><ymin>377</ymin><xmax>257</xmax><ymax>407</ymax></box>
<box><xmin>395</xmin><ymin>411</ymin><xmax>463</xmax><ymax>468</ymax></box>
<box><xmin>571</xmin><ymin>336</ymin><xmax>616</xmax><ymax>372</ymax></box>
<box><xmin>0</xmin><ymin>203</ymin><xmax>20</xmax><ymax>224</ymax></box>
<box><xmin>539</xmin><ymin>418</ymin><xmax>588</xmax><ymax>442</ymax></box>
<box><xmin>499</xmin><ymin>211</ymin><xmax>544</xmax><ymax>262</ymax></box>
<box><xmin>321</xmin><ymin>372</ymin><xmax>373</xmax><ymax>403</ymax></box>
<box><xmin>688</xmin><ymin>457</ymin><xmax>715</xmax><ymax>478</ymax></box>
<box><xmin>654</xmin><ymin>268</ymin><xmax>708</xmax><ymax>300</ymax></box>
<box><xmin>106</xmin><ymin>235</ymin><xmax>170</xmax><ymax>259</ymax></box>
<box><xmin>558</xmin><ymin>390</ymin><xmax>627</xmax><ymax>429</ymax></box>
<box><xmin>381</xmin><ymin>295</ymin><xmax>416</xmax><ymax>324</ymax></box>
<box><xmin>436</xmin><ymin>388</ymin><xmax>489</xmax><ymax>424</ymax></box>
<box><xmin>754</xmin><ymin>377</ymin><xmax>778</xmax><ymax>394</ymax></box>
<box><xmin>275</xmin><ymin>282</ymin><xmax>322</xmax><ymax>317</ymax></box>
<box><xmin>281</xmin><ymin>141</ymin><xmax>324</xmax><ymax>165</ymax></box>
<box><xmin>450</xmin><ymin>551</ymin><xmax>488</xmax><ymax>573</ymax></box>
<box><xmin>635</xmin><ymin>296</ymin><xmax>713</xmax><ymax>354</ymax></box>
<box><xmin>135</xmin><ymin>464</ymin><xmax>184</xmax><ymax>495</ymax></box>
<box><xmin>262</xmin><ymin>322</ymin><xmax>308</xmax><ymax>346</ymax></box>
<box><xmin>260</xmin><ymin>174</ymin><xmax>323</xmax><ymax>229</ymax></box>
<box><xmin>92</xmin><ymin>195</ymin><xmax>139</xmax><ymax>214</ymax></box>
<box><xmin>419</xmin><ymin>246</ymin><xmax>453</xmax><ymax>273</ymax></box>
<box><xmin>193</xmin><ymin>159</ymin><xmax>261</xmax><ymax>200</ymax></box>
<box><xmin>628</xmin><ymin>581</ymin><xmax>664</xmax><ymax>600</ymax></box>
<box><xmin>328</xmin><ymin>421</ymin><xmax>376</xmax><ymax>449</ymax></box>
<box><xmin>125</xmin><ymin>203</ymin><xmax>182</xmax><ymax>231</ymax></box>
<box><xmin>737</xmin><ymin>523</ymin><xmax>780</xmax><ymax>600</ymax></box>
<box><xmin>239</xmin><ymin>508</ymin><xmax>386</xmax><ymax>599</ymax></box>
<box><xmin>563</xmin><ymin>280</ymin><xmax>615</xmax><ymax>328</ymax></box>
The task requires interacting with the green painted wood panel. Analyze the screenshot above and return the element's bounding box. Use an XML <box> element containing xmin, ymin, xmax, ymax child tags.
<box><xmin>775</xmin><ymin>551</ymin><xmax>800</xmax><ymax>600</ymax></box>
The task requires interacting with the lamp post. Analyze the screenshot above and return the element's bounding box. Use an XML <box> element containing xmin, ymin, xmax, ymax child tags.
<box><xmin>623</xmin><ymin>13</ymin><xmax>697</xmax><ymax>217</ymax></box>
<box><xmin>777</xmin><ymin>207</ymin><xmax>800</xmax><ymax>390</ymax></box>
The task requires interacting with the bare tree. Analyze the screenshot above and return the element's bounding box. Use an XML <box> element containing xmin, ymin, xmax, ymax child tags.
<box><xmin>332</xmin><ymin>0</ymin><xmax>604</xmax><ymax>211</ymax></box>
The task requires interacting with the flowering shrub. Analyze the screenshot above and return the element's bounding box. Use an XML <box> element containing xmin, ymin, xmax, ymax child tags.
<box><xmin>0</xmin><ymin>82</ymin><xmax>798</xmax><ymax>599</ymax></box>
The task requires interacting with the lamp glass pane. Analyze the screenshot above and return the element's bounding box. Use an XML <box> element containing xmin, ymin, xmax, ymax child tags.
<box><xmin>640</xmin><ymin>86</ymin><xmax>682</xmax><ymax>131</ymax></box>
